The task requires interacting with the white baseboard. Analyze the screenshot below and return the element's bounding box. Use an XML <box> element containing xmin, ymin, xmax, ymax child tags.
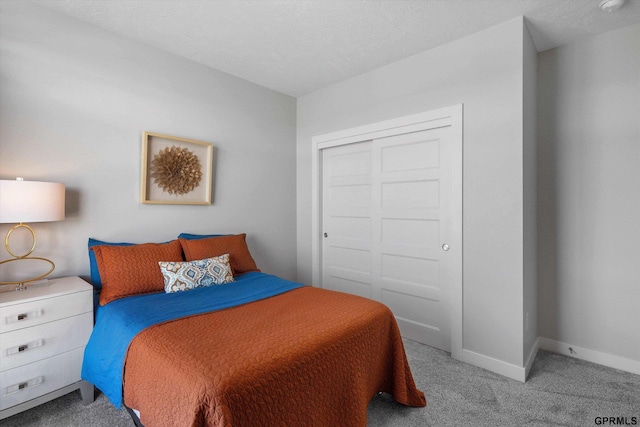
<box><xmin>461</xmin><ymin>349</ymin><xmax>528</xmax><ymax>382</ymax></box>
<box><xmin>524</xmin><ymin>338</ymin><xmax>540</xmax><ymax>380</ymax></box>
<box><xmin>458</xmin><ymin>337</ymin><xmax>639</xmax><ymax>382</ymax></box>
<box><xmin>538</xmin><ymin>337</ymin><xmax>640</xmax><ymax>376</ymax></box>
<box><xmin>461</xmin><ymin>341</ymin><xmax>540</xmax><ymax>382</ymax></box>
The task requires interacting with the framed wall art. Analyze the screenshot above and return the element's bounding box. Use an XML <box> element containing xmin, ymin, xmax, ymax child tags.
<box><xmin>141</xmin><ymin>132</ymin><xmax>214</xmax><ymax>205</ymax></box>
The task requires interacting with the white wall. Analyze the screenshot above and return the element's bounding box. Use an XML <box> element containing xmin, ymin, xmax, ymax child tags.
<box><xmin>298</xmin><ymin>17</ymin><xmax>533</xmax><ymax>372</ymax></box>
<box><xmin>522</xmin><ymin>22</ymin><xmax>538</xmax><ymax>367</ymax></box>
<box><xmin>0</xmin><ymin>2</ymin><xmax>298</xmax><ymax>282</ymax></box>
<box><xmin>537</xmin><ymin>24</ymin><xmax>640</xmax><ymax>364</ymax></box>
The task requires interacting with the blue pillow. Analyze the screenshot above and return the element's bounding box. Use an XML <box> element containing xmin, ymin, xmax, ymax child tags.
<box><xmin>88</xmin><ymin>238</ymin><xmax>134</xmax><ymax>289</ymax></box>
<box><xmin>177</xmin><ymin>233</ymin><xmax>224</xmax><ymax>240</ymax></box>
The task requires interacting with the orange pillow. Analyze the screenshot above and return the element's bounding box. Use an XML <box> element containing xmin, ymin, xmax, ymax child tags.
<box><xmin>179</xmin><ymin>234</ymin><xmax>260</xmax><ymax>276</ymax></box>
<box><xmin>93</xmin><ymin>240</ymin><xmax>183</xmax><ymax>305</ymax></box>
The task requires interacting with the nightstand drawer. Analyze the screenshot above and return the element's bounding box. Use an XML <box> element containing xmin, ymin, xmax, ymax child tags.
<box><xmin>0</xmin><ymin>347</ymin><xmax>84</xmax><ymax>411</ymax></box>
<box><xmin>0</xmin><ymin>290</ymin><xmax>91</xmax><ymax>334</ymax></box>
<box><xmin>0</xmin><ymin>312</ymin><xmax>93</xmax><ymax>371</ymax></box>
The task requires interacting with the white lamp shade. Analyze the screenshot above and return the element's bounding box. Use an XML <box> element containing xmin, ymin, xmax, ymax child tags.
<box><xmin>0</xmin><ymin>179</ymin><xmax>65</xmax><ymax>223</ymax></box>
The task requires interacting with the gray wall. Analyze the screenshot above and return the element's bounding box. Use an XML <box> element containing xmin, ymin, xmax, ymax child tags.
<box><xmin>0</xmin><ymin>2</ymin><xmax>298</xmax><ymax>282</ymax></box>
<box><xmin>537</xmin><ymin>23</ymin><xmax>640</xmax><ymax>362</ymax></box>
<box><xmin>297</xmin><ymin>17</ymin><xmax>533</xmax><ymax>370</ymax></box>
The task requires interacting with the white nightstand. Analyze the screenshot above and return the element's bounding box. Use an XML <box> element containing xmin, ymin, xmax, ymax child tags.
<box><xmin>0</xmin><ymin>276</ymin><xmax>95</xmax><ymax>420</ymax></box>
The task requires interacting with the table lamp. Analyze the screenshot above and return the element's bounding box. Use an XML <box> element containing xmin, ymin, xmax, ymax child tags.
<box><xmin>0</xmin><ymin>178</ymin><xmax>65</xmax><ymax>290</ymax></box>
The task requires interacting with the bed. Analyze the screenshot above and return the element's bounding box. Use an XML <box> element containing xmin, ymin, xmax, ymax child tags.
<box><xmin>82</xmin><ymin>233</ymin><xmax>426</xmax><ymax>427</ymax></box>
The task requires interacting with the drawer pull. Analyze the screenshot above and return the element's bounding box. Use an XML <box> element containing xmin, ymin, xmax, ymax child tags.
<box><xmin>3</xmin><ymin>376</ymin><xmax>44</xmax><ymax>396</ymax></box>
<box><xmin>6</xmin><ymin>339</ymin><xmax>44</xmax><ymax>356</ymax></box>
<box><xmin>4</xmin><ymin>309</ymin><xmax>43</xmax><ymax>325</ymax></box>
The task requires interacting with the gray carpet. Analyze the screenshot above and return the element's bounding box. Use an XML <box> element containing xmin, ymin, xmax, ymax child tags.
<box><xmin>3</xmin><ymin>341</ymin><xmax>639</xmax><ymax>426</ymax></box>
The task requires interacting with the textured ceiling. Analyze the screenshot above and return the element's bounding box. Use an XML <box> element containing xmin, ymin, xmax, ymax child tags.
<box><xmin>32</xmin><ymin>0</ymin><xmax>640</xmax><ymax>97</ymax></box>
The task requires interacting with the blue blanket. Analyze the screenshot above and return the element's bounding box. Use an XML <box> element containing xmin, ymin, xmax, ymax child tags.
<box><xmin>81</xmin><ymin>272</ymin><xmax>305</xmax><ymax>408</ymax></box>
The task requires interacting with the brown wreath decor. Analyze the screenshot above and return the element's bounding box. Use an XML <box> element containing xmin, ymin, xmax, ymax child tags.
<box><xmin>150</xmin><ymin>145</ymin><xmax>203</xmax><ymax>195</ymax></box>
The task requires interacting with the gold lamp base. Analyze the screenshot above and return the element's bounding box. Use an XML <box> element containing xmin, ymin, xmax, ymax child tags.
<box><xmin>0</xmin><ymin>223</ymin><xmax>55</xmax><ymax>291</ymax></box>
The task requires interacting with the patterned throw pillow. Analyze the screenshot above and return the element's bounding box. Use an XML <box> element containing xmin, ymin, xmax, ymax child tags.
<box><xmin>159</xmin><ymin>254</ymin><xmax>234</xmax><ymax>293</ymax></box>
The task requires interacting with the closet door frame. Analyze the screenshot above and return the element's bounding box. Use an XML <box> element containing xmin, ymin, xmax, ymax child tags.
<box><xmin>311</xmin><ymin>104</ymin><xmax>463</xmax><ymax>360</ymax></box>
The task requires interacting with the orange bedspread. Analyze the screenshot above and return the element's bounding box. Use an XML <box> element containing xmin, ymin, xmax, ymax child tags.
<box><xmin>123</xmin><ymin>287</ymin><xmax>426</xmax><ymax>426</ymax></box>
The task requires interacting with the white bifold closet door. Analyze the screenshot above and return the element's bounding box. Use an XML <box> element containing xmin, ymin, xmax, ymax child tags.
<box><xmin>322</xmin><ymin>127</ymin><xmax>453</xmax><ymax>352</ymax></box>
